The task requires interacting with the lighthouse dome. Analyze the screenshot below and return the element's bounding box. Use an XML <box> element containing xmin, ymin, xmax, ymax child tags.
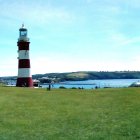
<box><xmin>18</xmin><ymin>24</ymin><xmax>29</xmax><ymax>42</ymax></box>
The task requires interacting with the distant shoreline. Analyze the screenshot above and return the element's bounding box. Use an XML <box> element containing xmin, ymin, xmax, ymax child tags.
<box><xmin>1</xmin><ymin>71</ymin><xmax>140</xmax><ymax>82</ymax></box>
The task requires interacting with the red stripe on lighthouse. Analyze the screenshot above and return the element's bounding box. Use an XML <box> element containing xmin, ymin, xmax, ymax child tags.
<box><xmin>18</xmin><ymin>59</ymin><xmax>30</xmax><ymax>68</ymax></box>
<box><xmin>17</xmin><ymin>42</ymin><xmax>30</xmax><ymax>50</ymax></box>
<box><xmin>16</xmin><ymin>77</ymin><xmax>33</xmax><ymax>87</ymax></box>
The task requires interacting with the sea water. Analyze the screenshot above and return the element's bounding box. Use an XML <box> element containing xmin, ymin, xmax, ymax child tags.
<box><xmin>41</xmin><ymin>79</ymin><xmax>140</xmax><ymax>89</ymax></box>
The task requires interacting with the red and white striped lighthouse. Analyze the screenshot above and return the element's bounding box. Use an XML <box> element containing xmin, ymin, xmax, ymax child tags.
<box><xmin>16</xmin><ymin>24</ymin><xmax>33</xmax><ymax>87</ymax></box>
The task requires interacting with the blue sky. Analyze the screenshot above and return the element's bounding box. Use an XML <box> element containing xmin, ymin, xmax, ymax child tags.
<box><xmin>1</xmin><ymin>0</ymin><xmax>140</xmax><ymax>76</ymax></box>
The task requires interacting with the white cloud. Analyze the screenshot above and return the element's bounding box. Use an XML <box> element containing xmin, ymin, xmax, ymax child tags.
<box><xmin>122</xmin><ymin>37</ymin><xmax>140</xmax><ymax>46</ymax></box>
<box><xmin>0</xmin><ymin>1</ymin><xmax>74</xmax><ymax>26</ymax></box>
<box><xmin>1</xmin><ymin>53</ymin><xmax>140</xmax><ymax>76</ymax></box>
<box><xmin>106</xmin><ymin>32</ymin><xmax>140</xmax><ymax>48</ymax></box>
<box><xmin>0</xmin><ymin>58</ymin><xmax>17</xmax><ymax>76</ymax></box>
<box><xmin>130</xmin><ymin>56</ymin><xmax>140</xmax><ymax>70</ymax></box>
<box><xmin>30</xmin><ymin>54</ymin><xmax>140</xmax><ymax>75</ymax></box>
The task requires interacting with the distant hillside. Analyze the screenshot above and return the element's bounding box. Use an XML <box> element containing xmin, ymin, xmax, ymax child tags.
<box><xmin>1</xmin><ymin>71</ymin><xmax>140</xmax><ymax>82</ymax></box>
<box><xmin>32</xmin><ymin>71</ymin><xmax>140</xmax><ymax>82</ymax></box>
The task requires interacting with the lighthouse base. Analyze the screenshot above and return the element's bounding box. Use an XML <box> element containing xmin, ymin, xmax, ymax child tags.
<box><xmin>16</xmin><ymin>77</ymin><xmax>33</xmax><ymax>87</ymax></box>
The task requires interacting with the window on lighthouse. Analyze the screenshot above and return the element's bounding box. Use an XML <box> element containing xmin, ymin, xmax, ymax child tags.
<box><xmin>20</xmin><ymin>30</ymin><xmax>27</xmax><ymax>37</ymax></box>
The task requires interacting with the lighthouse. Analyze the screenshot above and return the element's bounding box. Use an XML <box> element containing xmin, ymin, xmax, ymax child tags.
<box><xmin>16</xmin><ymin>24</ymin><xmax>33</xmax><ymax>87</ymax></box>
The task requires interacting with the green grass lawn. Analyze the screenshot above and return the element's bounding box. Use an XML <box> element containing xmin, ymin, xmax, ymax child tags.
<box><xmin>0</xmin><ymin>87</ymin><xmax>140</xmax><ymax>140</ymax></box>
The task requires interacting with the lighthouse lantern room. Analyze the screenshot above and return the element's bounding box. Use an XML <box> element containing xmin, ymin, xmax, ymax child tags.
<box><xmin>16</xmin><ymin>24</ymin><xmax>33</xmax><ymax>87</ymax></box>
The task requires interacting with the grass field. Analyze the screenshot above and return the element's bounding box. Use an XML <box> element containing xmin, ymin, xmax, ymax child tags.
<box><xmin>0</xmin><ymin>87</ymin><xmax>140</xmax><ymax>140</ymax></box>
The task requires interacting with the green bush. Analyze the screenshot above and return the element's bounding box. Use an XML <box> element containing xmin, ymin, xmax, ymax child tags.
<box><xmin>59</xmin><ymin>86</ymin><xmax>66</xmax><ymax>89</ymax></box>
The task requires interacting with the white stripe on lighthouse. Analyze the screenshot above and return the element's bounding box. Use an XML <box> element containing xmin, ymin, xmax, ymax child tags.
<box><xmin>18</xmin><ymin>50</ymin><xmax>29</xmax><ymax>59</ymax></box>
<box><xmin>18</xmin><ymin>68</ymin><xmax>31</xmax><ymax>77</ymax></box>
